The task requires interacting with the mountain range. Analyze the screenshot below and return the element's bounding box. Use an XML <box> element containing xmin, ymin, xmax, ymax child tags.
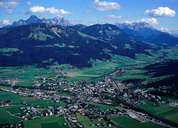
<box><xmin>0</xmin><ymin>16</ymin><xmax>178</xmax><ymax>67</ymax></box>
<box><xmin>116</xmin><ymin>22</ymin><xmax>178</xmax><ymax>46</ymax></box>
<box><xmin>11</xmin><ymin>15</ymin><xmax>71</xmax><ymax>27</ymax></box>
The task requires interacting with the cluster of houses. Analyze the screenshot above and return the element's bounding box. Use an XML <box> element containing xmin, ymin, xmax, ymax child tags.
<box><xmin>0</xmin><ymin>73</ymin><xmax>173</xmax><ymax>128</ymax></box>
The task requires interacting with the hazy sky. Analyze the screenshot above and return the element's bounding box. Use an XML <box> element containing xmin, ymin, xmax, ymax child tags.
<box><xmin>0</xmin><ymin>0</ymin><xmax>178</xmax><ymax>30</ymax></box>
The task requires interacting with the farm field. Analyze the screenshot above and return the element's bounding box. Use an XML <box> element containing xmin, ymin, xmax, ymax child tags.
<box><xmin>90</xmin><ymin>103</ymin><xmax>116</xmax><ymax>112</ymax></box>
<box><xmin>111</xmin><ymin>115</ymin><xmax>165</xmax><ymax>128</ymax></box>
<box><xmin>24</xmin><ymin>116</ymin><xmax>68</xmax><ymax>128</ymax></box>
<box><xmin>0</xmin><ymin>108</ymin><xmax>21</xmax><ymax>125</ymax></box>
<box><xmin>65</xmin><ymin>60</ymin><xmax>118</xmax><ymax>81</ymax></box>
<box><xmin>76</xmin><ymin>113</ymin><xmax>96</xmax><ymax>128</ymax></box>
<box><xmin>0</xmin><ymin>66</ymin><xmax>56</xmax><ymax>87</ymax></box>
<box><xmin>0</xmin><ymin>90</ymin><xmax>65</xmax><ymax>108</ymax></box>
<box><xmin>139</xmin><ymin>101</ymin><xmax>178</xmax><ymax>123</ymax></box>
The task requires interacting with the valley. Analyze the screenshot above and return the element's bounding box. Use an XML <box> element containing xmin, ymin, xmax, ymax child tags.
<box><xmin>1</xmin><ymin>46</ymin><xmax>178</xmax><ymax>128</ymax></box>
<box><xmin>0</xmin><ymin>14</ymin><xmax>178</xmax><ymax>128</ymax></box>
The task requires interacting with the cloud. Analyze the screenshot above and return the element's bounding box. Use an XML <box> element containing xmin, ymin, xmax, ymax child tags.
<box><xmin>0</xmin><ymin>19</ymin><xmax>11</xmax><ymax>27</ymax></box>
<box><xmin>106</xmin><ymin>14</ymin><xmax>122</xmax><ymax>20</ymax></box>
<box><xmin>145</xmin><ymin>7</ymin><xmax>176</xmax><ymax>17</ymax></box>
<box><xmin>30</xmin><ymin>6</ymin><xmax>45</xmax><ymax>13</ymax></box>
<box><xmin>30</xmin><ymin>6</ymin><xmax>70</xmax><ymax>16</ymax></box>
<box><xmin>0</xmin><ymin>0</ymin><xmax>19</xmax><ymax>13</ymax></box>
<box><xmin>94</xmin><ymin>0</ymin><xmax>120</xmax><ymax>11</ymax></box>
<box><xmin>140</xmin><ymin>18</ymin><xmax>159</xmax><ymax>25</ymax></box>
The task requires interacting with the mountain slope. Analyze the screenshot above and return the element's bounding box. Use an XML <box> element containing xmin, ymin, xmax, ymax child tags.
<box><xmin>145</xmin><ymin>60</ymin><xmax>178</xmax><ymax>97</ymax></box>
<box><xmin>0</xmin><ymin>23</ymin><xmax>120</xmax><ymax>67</ymax></box>
<box><xmin>1</xmin><ymin>16</ymin><xmax>177</xmax><ymax>68</ymax></box>
<box><xmin>0</xmin><ymin>23</ymin><xmax>154</xmax><ymax>67</ymax></box>
<box><xmin>116</xmin><ymin>22</ymin><xmax>178</xmax><ymax>46</ymax></box>
<box><xmin>80</xmin><ymin>24</ymin><xmax>155</xmax><ymax>57</ymax></box>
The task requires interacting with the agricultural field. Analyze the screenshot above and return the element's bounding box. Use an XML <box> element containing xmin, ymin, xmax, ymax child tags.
<box><xmin>111</xmin><ymin>115</ymin><xmax>165</xmax><ymax>128</ymax></box>
<box><xmin>0</xmin><ymin>66</ymin><xmax>56</xmax><ymax>87</ymax></box>
<box><xmin>90</xmin><ymin>103</ymin><xmax>116</xmax><ymax>112</ymax></box>
<box><xmin>0</xmin><ymin>90</ymin><xmax>65</xmax><ymax>108</ymax></box>
<box><xmin>0</xmin><ymin>108</ymin><xmax>21</xmax><ymax>125</ymax></box>
<box><xmin>0</xmin><ymin>90</ymin><xmax>22</xmax><ymax>104</ymax></box>
<box><xmin>65</xmin><ymin>60</ymin><xmax>118</xmax><ymax>81</ymax></box>
<box><xmin>24</xmin><ymin>116</ymin><xmax>68</xmax><ymax>128</ymax></box>
<box><xmin>139</xmin><ymin>101</ymin><xmax>178</xmax><ymax>123</ymax></box>
<box><xmin>76</xmin><ymin>113</ymin><xmax>96</xmax><ymax>128</ymax></box>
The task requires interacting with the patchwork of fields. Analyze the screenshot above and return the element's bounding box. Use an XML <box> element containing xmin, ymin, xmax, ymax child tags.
<box><xmin>0</xmin><ymin>47</ymin><xmax>178</xmax><ymax>127</ymax></box>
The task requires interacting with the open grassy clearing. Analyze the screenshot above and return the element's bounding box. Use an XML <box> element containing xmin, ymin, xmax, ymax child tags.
<box><xmin>96</xmin><ymin>104</ymin><xmax>113</xmax><ymax>112</ymax></box>
<box><xmin>0</xmin><ymin>108</ymin><xmax>21</xmax><ymax>125</ymax></box>
<box><xmin>139</xmin><ymin>101</ymin><xmax>178</xmax><ymax>123</ymax></box>
<box><xmin>0</xmin><ymin>90</ymin><xmax>65</xmax><ymax>108</ymax></box>
<box><xmin>89</xmin><ymin>103</ymin><xmax>115</xmax><ymax>112</ymax></box>
<box><xmin>0</xmin><ymin>90</ymin><xmax>22</xmax><ymax>104</ymax></box>
<box><xmin>111</xmin><ymin>115</ymin><xmax>165</xmax><ymax>128</ymax></box>
<box><xmin>65</xmin><ymin>55</ymin><xmax>150</xmax><ymax>81</ymax></box>
<box><xmin>24</xmin><ymin>116</ymin><xmax>68</xmax><ymax>128</ymax></box>
<box><xmin>2</xmin><ymin>105</ymin><xmax>22</xmax><ymax>115</ymax></box>
<box><xmin>65</xmin><ymin>60</ymin><xmax>118</xmax><ymax>81</ymax></box>
<box><xmin>0</xmin><ymin>66</ymin><xmax>56</xmax><ymax>87</ymax></box>
<box><xmin>115</xmin><ymin>74</ymin><xmax>149</xmax><ymax>81</ymax></box>
<box><xmin>76</xmin><ymin>113</ymin><xmax>96</xmax><ymax>128</ymax></box>
<box><xmin>112</xmin><ymin>63</ymin><xmax>150</xmax><ymax>82</ymax></box>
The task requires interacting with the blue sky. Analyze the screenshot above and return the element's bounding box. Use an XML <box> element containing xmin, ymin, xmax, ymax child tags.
<box><xmin>0</xmin><ymin>0</ymin><xmax>178</xmax><ymax>31</ymax></box>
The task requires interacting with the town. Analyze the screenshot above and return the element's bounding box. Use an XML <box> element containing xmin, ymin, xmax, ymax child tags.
<box><xmin>0</xmin><ymin>70</ymin><xmax>177</xmax><ymax>128</ymax></box>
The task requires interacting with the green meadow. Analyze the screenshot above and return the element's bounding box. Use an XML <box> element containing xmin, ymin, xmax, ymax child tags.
<box><xmin>0</xmin><ymin>90</ymin><xmax>65</xmax><ymax>108</ymax></box>
<box><xmin>90</xmin><ymin>103</ymin><xmax>115</xmax><ymax>112</ymax></box>
<box><xmin>0</xmin><ymin>66</ymin><xmax>56</xmax><ymax>87</ymax></box>
<box><xmin>76</xmin><ymin>113</ymin><xmax>96</xmax><ymax>128</ymax></box>
<box><xmin>139</xmin><ymin>101</ymin><xmax>178</xmax><ymax>123</ymax></box>
<box><xmin>24</xmin><ymin>116</ymin><xmax>68</xmax><ymax>128</ymax></box>
<box><xmin>112</xmin><ymin>115</ymin><xmax>165</xmax><ymax>128</ymax></box>
<box><xmin>0</xmin><ymin>108</ymin><xmax>21</xmax><ymax>125</ymax></box>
